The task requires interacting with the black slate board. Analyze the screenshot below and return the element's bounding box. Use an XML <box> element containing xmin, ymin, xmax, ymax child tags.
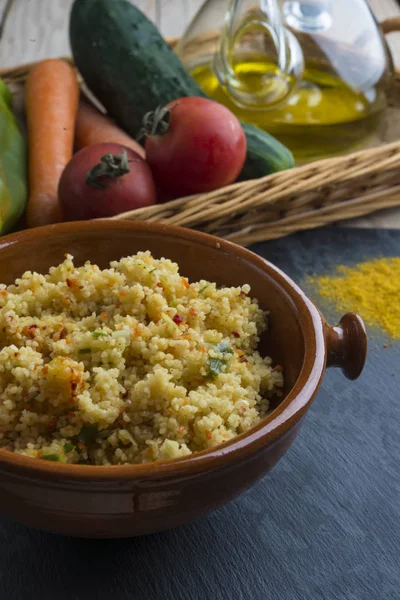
<box><xmin>1</xmin><ymin>228</ymin><xmax>399</xmax><ymax>600</ymax></box>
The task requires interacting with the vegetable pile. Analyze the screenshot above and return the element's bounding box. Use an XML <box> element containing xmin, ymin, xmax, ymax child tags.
<box><xmin>0</xmin><ymin>0</ymin><xmax>295</xmax><ymax>233</ymax></box>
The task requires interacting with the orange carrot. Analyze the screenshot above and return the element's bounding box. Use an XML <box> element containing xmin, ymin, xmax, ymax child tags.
<box><xmin>75</xmin><ymin>99</ymin><xmax>145</xmax><ymax>158</ymax></box>
<box><xmin>25</xmin><ymin>59</ymin><xmax>80</xmax><ymax>228</ymax></box>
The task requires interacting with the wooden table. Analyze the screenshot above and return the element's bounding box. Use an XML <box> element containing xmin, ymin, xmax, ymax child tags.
<box><xmin>1</xmin><ymin>0</ymin><xmax>400</xmax><ymax>230</ymax></box>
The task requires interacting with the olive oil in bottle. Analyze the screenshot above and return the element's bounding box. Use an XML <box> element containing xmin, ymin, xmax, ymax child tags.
<box><xmin>191</xmin><ymin>58</ymin><xmax>387</xmax><ymax>162</ymax></box>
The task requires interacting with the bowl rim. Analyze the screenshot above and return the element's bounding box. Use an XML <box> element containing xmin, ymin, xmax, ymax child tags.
<box><xmin>0</xmin><ymin>220</ymin><xmax>326</xmax><ymax>481</ymax></box>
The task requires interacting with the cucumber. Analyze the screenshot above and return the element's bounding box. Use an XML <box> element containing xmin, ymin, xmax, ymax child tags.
<box><xmin>70</xmin><ymin>0</ymin><xmax>294</xmax><ymax>179</ymax></box>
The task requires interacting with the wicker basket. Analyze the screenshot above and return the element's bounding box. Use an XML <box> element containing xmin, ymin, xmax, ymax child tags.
<box><xmin>2</xmin><ymin>19</ymin><xmax>400</xmax><ymax>246</ymax></box>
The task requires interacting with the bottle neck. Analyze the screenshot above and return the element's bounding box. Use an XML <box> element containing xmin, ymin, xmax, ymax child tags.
<box><xmin>214</xmin><ymin>0</ymin><xmax>304</xmax><ymax>109</ymax></box>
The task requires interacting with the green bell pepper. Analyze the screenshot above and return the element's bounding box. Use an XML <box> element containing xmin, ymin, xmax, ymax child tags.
<box><xmin>0</xmin><ymin>79</ymin><xmax>28</xmax><ymax>234</ymax></box>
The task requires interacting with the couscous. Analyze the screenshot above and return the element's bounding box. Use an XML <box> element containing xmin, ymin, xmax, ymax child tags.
<box><xmin>0</xmin><ymin>252</ymin><xmax>283</xmax><ymax>465</ymax></box>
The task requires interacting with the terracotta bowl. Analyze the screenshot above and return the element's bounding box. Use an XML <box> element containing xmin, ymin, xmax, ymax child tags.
<box><xmin>0</xmin><ymin>221</ymin><xmax>367</xmax><ymax>538</ymax></box>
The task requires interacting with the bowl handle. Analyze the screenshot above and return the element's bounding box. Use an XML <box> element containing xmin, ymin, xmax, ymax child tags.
<box><xmin>325</xmin><ymin>313</ymin><xmax>367</xmax><ymax>380</ymax></box>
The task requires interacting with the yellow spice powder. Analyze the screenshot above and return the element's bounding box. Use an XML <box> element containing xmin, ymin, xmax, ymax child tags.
<box><xmin>309</xmin><ymin>257</ymin><xmax>400</xmax><ymax>338</ymax></box>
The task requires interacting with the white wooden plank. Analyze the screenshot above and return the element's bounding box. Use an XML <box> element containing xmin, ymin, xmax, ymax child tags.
<box><xmin>0</xmin><ymin>0</ymin><xmax>74</xmax><ymax>68</ymax></box>
<box><xmin>0</xmin><ymin>0</ymin><xmax>162</xmax><ymax>69</ymax></box>
<box><xmin>368</xmin><ymin>0</ymin><xmax>400</xmax><ymax>66</ymax></box>
<box><xmin>0</xmin><ymin>0</ymin><xmax>8</xmax><ymax>18</ymax></box>
<box><xmin>158</xmin><ymin>0</ymin><xmax>203</xmax><ymax>39</ymax></box>
<box><xmin>0</xmin><ymin>0</ymin><xmax>13</xmax><ymax>41</ymax></box>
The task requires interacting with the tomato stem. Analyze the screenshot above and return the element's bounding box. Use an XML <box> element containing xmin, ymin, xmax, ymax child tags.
<box><xmin>86</xmin><ymin>151</ymin><xmax>134</xmax><ymax>189</ymax></box>
<box><xmin>139</xmin><ymin>106</ymin><xmax>171</xmax><ymax>141</ymax></box>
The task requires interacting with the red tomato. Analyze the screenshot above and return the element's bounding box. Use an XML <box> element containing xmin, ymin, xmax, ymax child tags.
<box><xmin>59</xmin><ymin>143</ymin><xmax>156</xmax><ymax>220</ymax></box>
<box><xmin>144</xmin><ymin>97</ymin><xmax>247</xmax><ymax>198</ymax></box>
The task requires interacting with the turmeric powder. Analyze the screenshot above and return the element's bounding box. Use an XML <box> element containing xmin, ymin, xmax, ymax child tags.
<box><xmin>309</xmin><ymin>257</ymin><xmax>400</xmax><ymax>338</ymax></box>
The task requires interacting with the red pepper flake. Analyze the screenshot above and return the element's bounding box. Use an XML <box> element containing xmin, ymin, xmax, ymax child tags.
<box><xmin>205</xmin><ymin>431</ymin><xmax>213</xmax><ymax>440</ymax></box>
<box><xmin>189</xmin><ymin>308</ymin><xmax>198</xmax><ymax>317</ymax></box>
<box><xmin>66</xmin><ymin>278</ymin><xmax>80</xmax><ymax>289</ymax></box>
<box><xmin>232</xmin><ymin>331</ymin><xmax>240</xmax><ymax>338</ymax></box>
<box><xmin>156</xmin><ymin>282</ymin><xmax>163</xmax><ymax>288</ymax></box>
<box><xmin>181</xmin><ymin>277</ymin><xmax>190</xmax><ymax>289</ymax></box>
<box><xmin>178</xmin><ymin>426</ymin><xmax>184</xmax><ymax>434</ymax></box>
<box><xmin>47</xmin><ymin>419</ymin><xmax>57</xmax><ymax>430</ymax></box>
<box><xmin>0</xmin><ymin>290</ymin><xmax>8</xmax><ymax>296</ymax></box>
<box><xmin>239</xmin><ymin>356</ymin><xmax>248</xmax><ymax>363</ymax></box>
<box><xmin>173</xmin><ymin>314</ymin><xmax>183</xmax><ymax>325</ymax></box>
<box><xmin>239</xmin><ymin>291</ymin><xmax>248</xmax><ymax>298</ymax></box>
<box><xmin>22</xmin><ymin>324</ymin><xmax>39</xmax><ymax>339</ymax></box>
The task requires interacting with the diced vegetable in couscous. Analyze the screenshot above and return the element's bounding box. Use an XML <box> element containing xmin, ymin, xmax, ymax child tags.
<box><xmin>0</xmin><ymin>252</ymin><xmax>283</xmax><ymax>465</ymax></box>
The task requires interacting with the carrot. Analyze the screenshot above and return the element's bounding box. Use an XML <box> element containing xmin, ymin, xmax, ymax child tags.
<box><xmin>25</xmin><ymin>59</ymin><xmax>80</xmax><ymax>228</ymax></box>
<box><xmin>75</xmin><ymin>99</ymin><xmax>145</xmax><ymax>158</ymax></box>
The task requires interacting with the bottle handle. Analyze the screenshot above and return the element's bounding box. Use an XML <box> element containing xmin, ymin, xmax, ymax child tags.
<box><xmin>214</xmin><ymin>0</ymin><xmax>304</xmax><ymax>110</ymax></box>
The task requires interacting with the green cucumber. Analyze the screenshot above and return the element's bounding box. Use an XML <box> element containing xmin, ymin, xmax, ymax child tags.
<box><xmin>70</xmin><ymin>0</ymin><xmax>294</xmax><ymax>179</ymax></box>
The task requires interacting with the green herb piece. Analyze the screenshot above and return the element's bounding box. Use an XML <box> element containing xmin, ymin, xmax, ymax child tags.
<box><xmin>216</xmin><ymin>340</ymin><xmax>233</xmax><ymax>354</ymax></box>
<box><xmin>76</xmin><ymin>424</ymin><xmax>99</xmax><ymax>445</ymax></box>
<box><xmin>149</xmin><ymin>268</ymin><xmax>157</xmax><ymax>274</ymax></box>
<box><xmin>207</xmin><ymin>358</ymin><xmax>226</xmax><ymax>378</ymax></box>
<box><xmin>206</xmin><ymin>340</ymin><xmax>233</xmax><ymax>378</ymax></box>
<box><xmin>92</xmin><ymin>330</ymin><xmax>110</xmax><ymax>338</ymax></box>
<box><xmin>63</xmin><ymin>442</ymin><xmax>75</xmax><ymax>453</ymax></box>
<box><xmin>79</xmin><ymin>348</ymin><xmax>91</xmax><ymax>354</ymax></box>
<box><xmin>40</xmin><ymin>453</ymin><xmax>61</xmax><ymax>462</ymax></box>
<box><xmin>199</xmin><ymin>285</ymin><xmax>209</xmax><ymax>294</ymax></box>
